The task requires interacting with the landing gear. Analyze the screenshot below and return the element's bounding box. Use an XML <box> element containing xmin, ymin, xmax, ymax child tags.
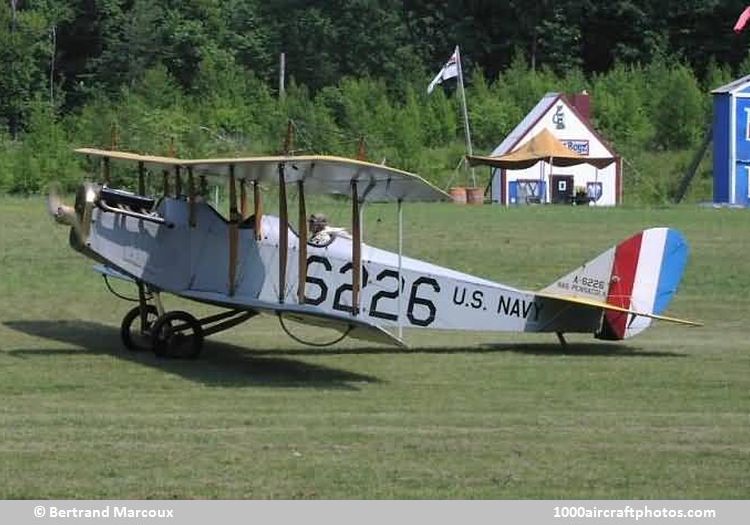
<box><xmin>116</xmin><ymin>280</ymin><xmax>258</xmax><ymax>359</ymax></box>
<box><xmin>151</xmin><ymin>310</ymin><xmax>204</xmax><ymax>359</ymax></box>
<box><xmin>120</xmin><ymin>304</ymin><xmax>159</xmax><ymax>351</ymax></box>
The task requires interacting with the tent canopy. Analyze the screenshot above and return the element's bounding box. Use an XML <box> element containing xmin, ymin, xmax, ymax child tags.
<box><xmin>466</xmin><ymin>129</ymin><xmax>615</xmax><ymax>170</ymax></box>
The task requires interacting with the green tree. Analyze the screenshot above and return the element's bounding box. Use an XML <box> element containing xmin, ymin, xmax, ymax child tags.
<box><xmin>0</xmin><ymin>2</ymin><xmax>59</xmax><ymax>136</ymax></box>
<box><xmin>92</xmin><ymin>0</ymin><xmax>164</xmax><ymax>94</ymax></box>
<box><xmin>591</xmin><ymin>63</ymin><xmax>653</xmax><ymax>148</ymax></box>
<box><xmin>650</xmin><ymin>63</ymin><xmax>707</xmax><ymax>149</ymax></box>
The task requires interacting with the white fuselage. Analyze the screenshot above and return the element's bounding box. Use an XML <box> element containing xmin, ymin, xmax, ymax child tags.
<box><xmin>85</xmin><ymin>198</ymin><xmax>602</xmax><ymax>335</ymax></box>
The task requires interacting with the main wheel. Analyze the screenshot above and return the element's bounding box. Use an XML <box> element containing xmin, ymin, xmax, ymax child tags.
<box><xmin>151</xmin><ymin>311</ymin><xmax>204</xmax><ymax>359</ymax></box>
<box><xmin>121</xmin><ymin>305</ymin><xmax>159</xmax><ymax>352</ymax></box>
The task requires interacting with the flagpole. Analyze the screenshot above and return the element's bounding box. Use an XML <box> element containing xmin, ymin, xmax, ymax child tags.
<box><xmin>455</xmin><ymin>45</ymin><xmax>476</xmax><ymax>188</ymax></box>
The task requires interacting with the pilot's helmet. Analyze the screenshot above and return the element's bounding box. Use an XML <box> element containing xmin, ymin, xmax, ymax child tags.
<box><xmin>309</xmin><ymin>213</ymin><xmax>328</xmax><ymax>229</ymax></box>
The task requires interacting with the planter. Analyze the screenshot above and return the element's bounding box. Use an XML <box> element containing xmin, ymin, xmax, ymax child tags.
<box><xmin>465</xmin><ymin>187</ymin><xmax>484</xmax><ymax>205</ymax></box>
<box><xmin>450</xmin><ymin>187</ymin><xmax>467</xmax><ymax>204</ymax></box>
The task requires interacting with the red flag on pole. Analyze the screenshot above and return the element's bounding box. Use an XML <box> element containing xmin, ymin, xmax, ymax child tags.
<box><xmin>734</xmin><ymin>6</ymin><xmax>750</xmax><ymax>33</ymax></box>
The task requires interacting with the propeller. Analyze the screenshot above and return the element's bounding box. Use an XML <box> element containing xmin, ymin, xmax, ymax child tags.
<box><xmin>46</xmin><ymin>182</ymin><xmax>85</xmax><ymax>243</ymax></box>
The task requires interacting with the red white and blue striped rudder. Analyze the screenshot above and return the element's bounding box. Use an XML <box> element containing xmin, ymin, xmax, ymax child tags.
<box><xmin>542</xmin><ymin>228</ymin><xmax>690</xmax><ymax>340</ymax></box>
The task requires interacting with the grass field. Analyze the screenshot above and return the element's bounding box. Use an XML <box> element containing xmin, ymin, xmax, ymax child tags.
<box><xmin>0</xmin><ymin>196</ymin><xmax>748</xmax><ymax>499</ymax></box>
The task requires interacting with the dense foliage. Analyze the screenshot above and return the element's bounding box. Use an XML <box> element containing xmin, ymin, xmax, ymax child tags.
<box><xmin>1</xmin><ymin>0</ymin><xmax>749</xmax><ymax>203</ymax></box>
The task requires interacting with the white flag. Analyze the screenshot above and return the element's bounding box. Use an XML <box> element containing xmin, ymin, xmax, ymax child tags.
<box><xmin>427</xmin><ymin>48</ymin><xmax>459</xmax><ymax>94</ymax></box>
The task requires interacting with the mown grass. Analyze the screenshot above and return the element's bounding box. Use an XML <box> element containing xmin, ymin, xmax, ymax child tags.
<box><xmin>0</xmin><ymin>196</ymin><xmax>748</xmax><ymax>498</ymax></box>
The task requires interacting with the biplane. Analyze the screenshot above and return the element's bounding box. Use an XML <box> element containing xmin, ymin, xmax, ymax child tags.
<box><xmin>47</xmin><ymin>148</ymin><xmax>698</xmax><ymax>358</ymax></box>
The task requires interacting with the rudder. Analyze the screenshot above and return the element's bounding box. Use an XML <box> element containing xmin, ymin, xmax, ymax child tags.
<box><xmin>541</xmin><ymin>228</ymin><xmax>690</xmax><ymax>340</ymax></box>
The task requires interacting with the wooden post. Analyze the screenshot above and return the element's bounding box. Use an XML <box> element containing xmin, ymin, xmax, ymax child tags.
<box><xmin>253</xmin><ymin>181</ymin><xmax>263</xmax><ymax>240</ymax></box>
<box><xmin>356</xmin><ymin>136</ymin><xmax>367</xmax><ymax>160</ymax></box>
<box><xmin>228</xmin><ymin>164</ymin><xmax>239</xmax><ymax>296</ymax></box>
<box><xmin>283</xmin><ymin>120</ymin><xmax>294</xmax><ymax>155</ymax></box>
<box><xmin>110</xmin><ymin>122</ymin><xmax>118</xmax><ymax>150</ymax></box>
<box><xmin>162</xmin><ymin>170</ymin><xmax>169</xmax><ymax>197</ymax></box>
<box><xmin>297</xmin><ymin>181</ymin><xmax>307</xmax><ymax>304</ymax></box>
<box><xmin>454</xmin><ymin>46</ymin><xmax>476</xmax><ymax>188</ymax></box>
<box><xmin>188</xmin><ymin>167</ymin><xmax>196</xmax><ymax>227</ymax></box>
<box><xmin>351</xmin><ymin>180</ymin><xmax>361</xmax><ymax>315</ymax></box>
<box><xmin>278</xmin><ymin>164</ymin><xmax>288</xmax><ymax>303</ymax></box>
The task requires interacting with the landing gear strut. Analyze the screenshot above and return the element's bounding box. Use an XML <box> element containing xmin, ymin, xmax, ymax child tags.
<box><xmin>120</xmin><ymin>304</ymin><xmax>159</xmax><ymax>351</ymax></box>
<box><xmin>117</xmin><ymin>280</ymin><xmax>257</xmax><ymax>359</ymax></box>
<box><xmin>151</xmin><ymin>310</ymin><xmax>204</xmax><ymax>359</ymax></box>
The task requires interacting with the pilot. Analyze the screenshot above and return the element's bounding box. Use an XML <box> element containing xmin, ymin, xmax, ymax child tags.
<box><xmin>309</xmin><ymin>213</ymin><xmax>333</xmax><ymax>245</ymax></box>
<box><xmin>308</xmin><ymin>213</ymin><xmax>350</xmax><ymax>246</ymax></box>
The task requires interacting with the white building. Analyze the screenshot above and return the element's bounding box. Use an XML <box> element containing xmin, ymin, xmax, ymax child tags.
<box><xmin>488</xmin><ymin>92</ymin><xmax>621</xmax><ymax>206</ymax></box>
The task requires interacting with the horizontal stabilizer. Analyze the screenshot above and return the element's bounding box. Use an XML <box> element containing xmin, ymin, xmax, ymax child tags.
<box><xmin>537</xmin><ymin>292</ymin><xmax>701</xmax><ymax>327</ymax></box>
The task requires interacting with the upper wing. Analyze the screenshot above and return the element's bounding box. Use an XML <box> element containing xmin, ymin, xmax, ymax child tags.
<box><xmin>74</xmin><ymin>148</ymin><xmax>449</xmax><ymax>203</ymax></box>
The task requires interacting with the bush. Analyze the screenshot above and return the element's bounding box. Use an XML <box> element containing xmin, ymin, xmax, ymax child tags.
<box><xmin>649</xmin><ymin>63</ymin><xmax>707</xmax><ymax>149</ymax></box>
<box><xmin>3</xmin><ymin>99</ymin><xmax>78</xmax><ymax>193</ymax></box>
<box><xmin>590</xmin><ymin>64</ymin><xmax>654</xmax><ymax>149</ymax></box>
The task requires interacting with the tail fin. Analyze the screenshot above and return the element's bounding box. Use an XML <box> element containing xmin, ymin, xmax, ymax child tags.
<box><xmin>541</xmin><ymin>228</ymin><xmax>690</xmax><ymax>340</ymax></box>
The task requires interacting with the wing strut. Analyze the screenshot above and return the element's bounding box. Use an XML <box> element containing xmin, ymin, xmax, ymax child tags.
<box><xmin>239</xmin><ymin>178</ymin><xmax>247</xmax><ymax>219</ymax></box>
<box><xmin>352</xmin><ymin>180</ymin><xmax>361</xmax><ymax>315</ymax></box>
<box><xmin>228</xmin><ymin>164</ymin><xmax>239</xmax><ymax>296</ymax></box>
<box><xmin>137</xmin><ymin>161</ymin><xmax>146</xmax><ymax>195</ymax></box>
<box><xmin>278</xmin><ymin>163</ymin><xmax>288</xmax><ymax>303</ymax></box>
<box><xmin>102</xmin><ymin>157</ymin><xmax>111</xmax><ymax>185</ymax></box>
<box><xmin>162</xmin><ymin>169</ymin><xmax>169</xmax><ymax>197</ymax></box>
<box><xmin>199</xmin><ymin>175</ymin><xmax>208</xmax><ymax>198</ymax></box>
<box><xmin>174</xmin><ymin>165</ymin><xmax>182</xmax><ymax>196</ymax></box>
<box><xmin>297</xmin><ymin>180</ymin><xmax>307</xmax><ymax>304</ymax></box>
<box><xmin>397</xmin><ymin>198</ymin><xmax>403</xmax><ymax>339</ymax></box>
<box><xmin>187</xmin><ymin>167</ymin><xmax>196</xmax><ymax>227</ymax></box>
<box><xmin>253</xmin><ymin>181</ymin><xmax>263</xmax><ymax>240</ymax></box>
